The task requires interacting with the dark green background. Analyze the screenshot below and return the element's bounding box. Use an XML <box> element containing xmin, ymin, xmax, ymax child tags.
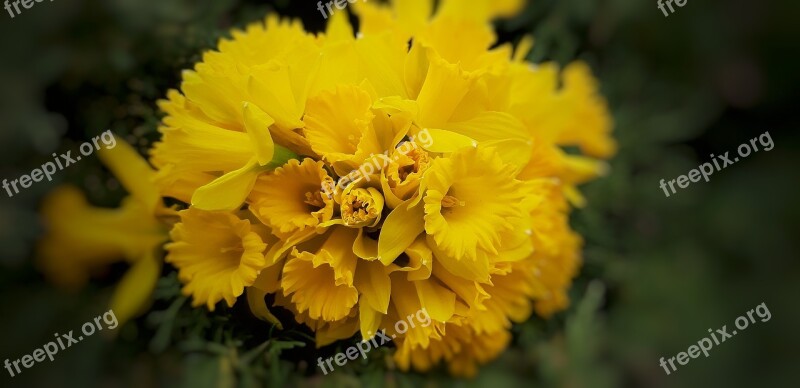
<box><xmin>0</xmin><ymin>0</ymin><xmax>797</xmax><ymax>387</ymax></box>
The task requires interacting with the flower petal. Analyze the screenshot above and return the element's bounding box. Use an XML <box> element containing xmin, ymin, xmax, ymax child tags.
<box><xmin>418</xmin><ymin>128</ymin><xmax>476</xmax><ymax>153</ymax></box>
<box><xmin>97</xmin><ymin>139</ymin><xmax>160</xmax><ymax>214</ymax></box>
<box><xmin>246</xmin><ymin>287</ymin><xmax>283</xmax><ymax>329</ymax></box>
<box><xmin>378</xmin><ymin>200</ymin><xmax>425</xmax><ymax>265</ymax></box>
<box><xmin>242</xmin><ymin>102</ymin><xmax>276</xmax><ymax>165</ymax></box>
<box><xmin>191</xmin><ymin>159</ymin><xmax>262</xmax><ymax>211</ymax></box>
<box><xmin>108</xmin><ymin>250</ymin><xmax>161</xmax><ymax>328</ymax></box>
<box><xmin>355</xmin><ymin>259</ymin><xmax>391</xmax><ymax>314</ymax></box>
<box><xmin>414</xmin><ymin>278</ymin><xmax>456</xmax><ymax>322</ymax></box>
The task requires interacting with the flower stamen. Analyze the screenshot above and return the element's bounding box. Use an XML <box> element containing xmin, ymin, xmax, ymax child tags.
<box><xmin>304</xmin><ymin>191</ymin><xmax>325</xmax><ymax>209</ymax></box>
<box><xmin>441</xmin><ymin>195</ymin><xmax>466</xmax><ymax>208</ymax></box>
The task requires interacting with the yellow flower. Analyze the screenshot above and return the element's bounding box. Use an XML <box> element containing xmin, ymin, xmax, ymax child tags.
<box><xmin>272</xmin><ymin>292</ymin><xmax>360</xmax><ymax>347</ymax></box>
<box><xmin>150</xmin><ymin>14</ymin><xmax>321</xmax><ymax>212</ymax></box>
<box><xmin>303</xmin><ymin>84</ymin><xmax>411</xmax><ymax>176</ymax></box>
<box><xmin>136</xmin><ymin>0</ymin><xmax>615</xmax><ymax>377</ymax></box>
<box><xmin>381</xmin><ymin>143</ymin><xmax>431</xmax><ymax>207</ymax></box>
<box><xmin>557</xmin><ymin>62</ymin><xmax>617</xmax><ymax>159</ymax></box>
<box><xmin>394</xmin><ymin>323</ymin><xmax>510</xmax><ymax>378</ymax></box>
<box><xmin>31</xmin><ymin>0</ymin><xmax>620</xmax><ymax>378</ymax></box>
<box><xmin>37</xmin><ymin>140</ymin><xmax>171</xmax><ymax>326</ymax></box>
<box><xmin>422</xmin><ymin>146</ymin><xmax>533</xmax><ymax>261</ymax></box>
<box><xmin>526</xmin><ymin>181</ymin><xmax>584</xmax><ymax>317</ymax></box>
<box><xmin>165</xmin><ymin>208</ymin><xmax>270</xmax><ymax>310</ymax></box>
<box><xmin>248</xmin><ymin>158</ymin><xmax>335</xmax><ymax>237</ymax></box>
<box><xmin>280</xmin><ymin>227</ymin><xmax>360</xmax><ymax>321</ymax></box>
<box><xmin>340</xmin><ymin>186</ymin><xmax>385</xmax><ymax>228</ymax></box>
<box><xmin>303</xmin><ymin>85</ymin><xmax>376</xmax><ymax>172</ymax></box>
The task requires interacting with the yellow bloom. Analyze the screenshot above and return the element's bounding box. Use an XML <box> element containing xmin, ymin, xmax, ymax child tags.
<box><xmin>249</xmin><ymin>158</ymin><xmax>335</xmax><ymax>237</ymax></box>
<box><xmin>165</xmin><ymin>208</ymin><xmax>270</xmax><ymax>310</ymax></box>
<box><xmin>303</xmin><ymin>85</ymin><xmax>376</xmax><ymax>172</ymax></box>
<box><xmin>381</xmin><ymin>143</ymin><xmax>431</xmax><ymax>207</ymax></box>
<box><xmin>526</xmin><ymin>182</ymin><xmax>584</xmax><ymax>317</ymax></box>
<box><xmin>394</xmin><ymin>323</ymin><xmax>510</xmax><ymax>378</ymax></box>
<box><xmin>422</xmin><ymin>146</ymin><xmax>533</xmax><ymax>261</ymax></box>
<box><xmin>557</xmin><ymin>62</ymin><xmax>617</xmax><ymax>159</ymax></box>
<box><xmin>394</xmin><ymin>324</ymin><xmax>511</xmax><ymax>377</ymax></box>
<box><xmin>281</xmin><ymin>227</ymin><xmax>360</xmax><ymax>321</ymax></box>
<box><xmin>273</xmin><ymin>292</ymin><xmax>360</xmax><ymax>347</ymax></box>
<box><xmin>37</xmin><ymin>140</ymin><xmax>171</xmax><ymax>326</ymax></box>
<box><xmin>135</xmin><ymin>0</ymin><xmax>615</xmax><ymax>377</ymax></box>
<box><xmin>340</xmin><ymin>186</ymin><xmax>385</xmax><ymax>228</ymax></box>
<box><xmin>303</xmin><ymin>84</ymin><xmax>411</xmax><ymax>176</ymax></box>
<box><xmin>32</xmin><ymin>0</ymin><xmax>619</xmax><ymax>378</ymax></box>
<box><xmin>150</xmin><ymin>14</ymin><xmax>322</xmax><ymax>211</ymax></box>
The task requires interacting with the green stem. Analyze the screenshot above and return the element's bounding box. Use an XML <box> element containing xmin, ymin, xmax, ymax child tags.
<box><xmin>264</xmin><ymin>144</ymin><xmax>298</xmax><ymax>169</ymax></box>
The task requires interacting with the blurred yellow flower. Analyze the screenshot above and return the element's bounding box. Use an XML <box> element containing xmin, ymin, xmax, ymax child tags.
<box><xmin>38</xmin><ymin>140</ymin><xmax>172</xmax><ymax>326</ymax></box>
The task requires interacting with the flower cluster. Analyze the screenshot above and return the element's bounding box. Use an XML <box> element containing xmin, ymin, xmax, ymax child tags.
<box><xmin>37</xmin><ymin>0</ymin><xmax>615</xmax><ymax>377</ymax></box>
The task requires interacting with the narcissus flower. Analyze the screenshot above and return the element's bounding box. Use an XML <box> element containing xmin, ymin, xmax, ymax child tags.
<box><xmin>38</xmin><ymin>140</ymin><xmax>173</xmax><ymax>325</ymax></box>
<box><xmin>249</xmin><ymin>158</ymin><xmax>335</xmax><ymax>236</ymax></box>
<box><xmin>146</xmin><ymin>0</ymin><xmax>615</xmax><ymax>377</ymax></box>
<box><xmin>422</xmin><ymin>146</ymin><xmax>535</xmax><ymax>261</ymax></box>
<box><xmin>281</xmin><ymin>227</ymin><xmax>360</xmax><ymax>321</ymax></box>
<box><xmin>165</xmin><ymin>208</ymin><xmax>271</xmax><ymax>310</ymax></box>
<box><xmin>39</xmin><ymin>0</ymin><xmax>615</xmax><ymax>379</ymax></box>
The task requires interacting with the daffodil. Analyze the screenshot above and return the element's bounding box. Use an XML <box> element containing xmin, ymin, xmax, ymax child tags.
<box><xmin>281</xmin><ymin>227</ymin><xmax>360</xmax><ymax>321</ymax></box>
<box><xmin>381</xmin><ymin>143</ymin><xmax>431</xmax><ymax>207</ymax></box>
<box><xmin>339</xmin><ymin>185</ymin><xmax>385</xmax><ymax>228</ymax></box>
<box><xmin>164</xmin><ymin>208</ymin><xmax>271</xmax><ymax>310</ymax></box>
<box><xmin>248</xmin><ymin>158</ymin><xmax>335</xmax><ymax>237</ymax></box>
<box><xmin>37</xmin><ymin>140</ymin><xmax>172</xmax><ymax>326</ymax></box>
<box><xmin>421</xmin><ymin>146</ymin><xmax>534</xmax><ymax>262</ymax></box>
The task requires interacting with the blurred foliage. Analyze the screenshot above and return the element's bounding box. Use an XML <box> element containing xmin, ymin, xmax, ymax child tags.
<box><xmin>1</xmin><ymin>0</ymin><xmax>799</xmax><ymax>387</ymax></box>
